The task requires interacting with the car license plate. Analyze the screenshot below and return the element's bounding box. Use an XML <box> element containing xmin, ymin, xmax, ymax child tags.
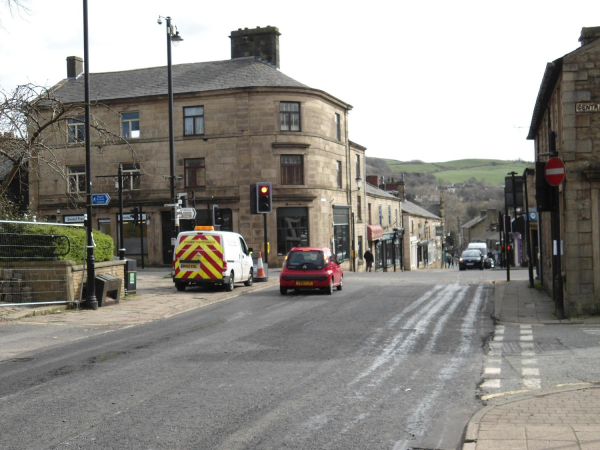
<box><xmin>181</xmin><ymin>262</ymin><xmax>200</xmax><ymax>270</ymax></box>
<box><xmin>296</xmin><ymin>281</ymin><xmax>314</xmax><ymax>286</ymax></box>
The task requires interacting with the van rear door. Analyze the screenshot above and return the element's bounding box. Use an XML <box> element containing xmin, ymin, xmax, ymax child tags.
<box><xmin>173</xmin><ymin>232</ymin><xmax>224</xmax><ymax>282</ymax></box>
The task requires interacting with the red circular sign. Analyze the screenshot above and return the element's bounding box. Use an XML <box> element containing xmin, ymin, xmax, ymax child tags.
<box><xmin>545</xmin><ymin>157</ymin><xmax>566</xmax><ymax>186</ymax></box>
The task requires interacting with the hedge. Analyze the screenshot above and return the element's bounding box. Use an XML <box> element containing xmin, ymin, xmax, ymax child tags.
<box><xmin>0</xmin><ymin>223</ymin><xmax>114</xmax><ymax>264</ymax></box>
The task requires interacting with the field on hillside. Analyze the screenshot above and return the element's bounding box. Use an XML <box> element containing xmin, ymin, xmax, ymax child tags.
<box><xmin>371</xmin><ymin>158</ymin><xmax>532</xmax><ymax>186</ymax></box>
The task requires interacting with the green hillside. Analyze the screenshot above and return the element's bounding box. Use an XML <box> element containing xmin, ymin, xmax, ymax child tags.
<box><xmin>370</xmin><ymin>158</ymin><xmax>532</xmax><ymax>186</ymax></box>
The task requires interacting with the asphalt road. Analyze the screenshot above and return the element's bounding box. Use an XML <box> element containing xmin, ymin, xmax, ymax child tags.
<box><xmin>0</xmin><ymin>269</ymin><xmax>499</xmax><ymax>450</ymax></box>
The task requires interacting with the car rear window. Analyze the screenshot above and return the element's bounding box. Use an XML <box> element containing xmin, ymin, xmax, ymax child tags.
<box><xmin>287</xmin><ymin>250</ymin><xmax>325</xmax><ymax>270</ymax></box>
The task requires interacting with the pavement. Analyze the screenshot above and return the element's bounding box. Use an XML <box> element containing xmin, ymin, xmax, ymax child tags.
<box><xmin>3</xmin><ymin>268</ymin><xmax>600</xmax><ymax>449</ymax></box>
<box><xmin>0</xmin><ymin>268</ymin><xmax>280</xmax><ymax>325</ymax></box>
<box><xmin>463</xmin><ymin>277</ymin><xmax>600</xmax><ymax>450</ymax></box>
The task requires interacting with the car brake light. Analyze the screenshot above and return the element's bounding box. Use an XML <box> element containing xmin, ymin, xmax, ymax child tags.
<box><xmin>222</xmin><ymin>261</ymin><xmax>228</xmax><ymax>274</ymax></box>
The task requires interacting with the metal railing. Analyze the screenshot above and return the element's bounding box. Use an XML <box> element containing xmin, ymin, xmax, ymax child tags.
<box><xmin>0</xmin><ymin>220</ymin><xmax>86</xmax><ymax>308</ymax></box>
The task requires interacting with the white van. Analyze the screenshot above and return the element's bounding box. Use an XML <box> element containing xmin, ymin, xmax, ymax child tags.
<box><xmin>467</xmin><ymin>242</ymin><xmax>488</xmax><ymax>257</ymax></box>
<box><xmin>172</xmin><ymin>226</ymin><xmax>254</xmax><ymax>292</ymax></box>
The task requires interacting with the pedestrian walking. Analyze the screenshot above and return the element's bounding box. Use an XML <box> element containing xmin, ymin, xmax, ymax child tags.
<box><xmin>445</xmin><ymin>253</ymin><xmax>451</xmax><ymax>269</ymax></box>
<box><xmin>364</xmin><ymin>249</ymin><xmax>374</xmax><ymax>272</ymax></box>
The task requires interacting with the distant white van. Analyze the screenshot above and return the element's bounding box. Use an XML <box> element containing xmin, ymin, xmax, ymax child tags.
<box><xmin>467</xmin><ymin>242</ymin><xmax>488</xmax><ymax>257</ymax></box>
<box><xmin>172</xmin><ymin>226</ymin><xmax>254</xmax><ymax>292</ymax></box>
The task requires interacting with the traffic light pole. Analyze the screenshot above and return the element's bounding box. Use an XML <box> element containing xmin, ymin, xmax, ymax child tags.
<box><xmin>263</xmin><ymin>213</ymin><xmax>268</xmax><ymax>266</ymax></box>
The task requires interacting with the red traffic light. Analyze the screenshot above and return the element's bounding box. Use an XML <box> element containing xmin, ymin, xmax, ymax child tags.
<box><xmin>260</xmin><ymin>186</ymin><xmax>269</xmax><ymax>194</ymax></box>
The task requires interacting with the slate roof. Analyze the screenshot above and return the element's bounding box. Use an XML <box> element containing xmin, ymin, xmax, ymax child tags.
<box><xmin>365</xmin><ymin>182</ymin><xmax>400</xmax><ymax>200</ymax></box>
<box><xmin>52</xmin><ymin>57</ymin><xmax>313</xmax><ymax>104</ymax></box>
<box><xmin>401</xmin><ymin>199</ymin><xmax>441</xmax><ymax>220</ymax></box>
<box><xmin>461</xmin><ymin>215</ymin><xmax>486</xmax><ymax>229</ymax></box>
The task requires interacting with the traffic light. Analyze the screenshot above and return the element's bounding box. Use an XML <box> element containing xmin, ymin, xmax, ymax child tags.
<box><xmin>212</xmin><ymin>205</ymin><xmax>222</xmax><ymax>226</ymax></box>
<box><xmin>131</xmin><ymin>207</ymin><xmax>139</xmax><ymax>227</ymax></box>
<box><xmin>256</xmin><ymin>182</ymin><xmax>272</xmax><ymax>213</ymax></box>
<box><xmin>507</xmin><ymin>244</ymin><xmax>512</xmax><ymax>251</ymax></box>
<box><xmin>504</xmin><ymin>215</ymin><xmax>512</xmax><ymax>234</ymax></box>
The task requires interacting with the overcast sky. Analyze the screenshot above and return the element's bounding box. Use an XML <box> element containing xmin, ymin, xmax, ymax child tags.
<box><xmin>1</xmin><ymin>0</ymin><xmax>598</xmax><ymax>163</ymax></box>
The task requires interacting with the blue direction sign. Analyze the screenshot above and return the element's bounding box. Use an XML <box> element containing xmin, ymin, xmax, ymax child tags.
<box><xmin>92</xmin><ymin>193</ymin><xmax>111</xmax><ymax>205</ymax></box>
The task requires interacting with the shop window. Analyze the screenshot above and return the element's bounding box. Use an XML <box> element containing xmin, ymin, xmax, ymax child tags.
<box><xmin>333</xmin><ymin>207</ymin><xmax>350</xmax><ymax>262</ymax></box>
<box><xmin>358</xmin><ymin>236</ymin><xmax>363</xmax><ymax>260</ymax></box>
<box><xmin>277</xmin><ymin>207</ymin><xmax>308</xmax><ymax>255</ymax></box>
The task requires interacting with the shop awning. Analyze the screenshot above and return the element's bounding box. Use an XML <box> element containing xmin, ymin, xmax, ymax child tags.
<box><xmin>367</xmin><ymin>225</ymin><xmax>383</xmax><ymax>241</ymax></box>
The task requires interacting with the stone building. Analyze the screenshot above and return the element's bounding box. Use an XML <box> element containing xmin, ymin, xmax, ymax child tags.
<box><xmin>460</xmin><ymin>209</ymin><xmax>499</xmax><ymax>254</ymax></box>
<box><xmin>30</xmin><ymin>26</ymin><xmax>366</xmax><ymax>269</ymax></box>
<box><xmin>527</xmin><ymin>26</ymin><xmax>600</xmax><ymax>315</ymax></box>
<box><xmin>364</xmin><ymin>179</ymin><xmax>403</xmax><ymax>272</ymax></box>
<box><xmin>401</xmin><ymin>200</ymin><xmax>443</xmax><ymax>270</ymax></box>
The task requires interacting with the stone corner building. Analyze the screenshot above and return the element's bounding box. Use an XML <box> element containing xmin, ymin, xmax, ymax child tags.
<box><xmin>527</xmin><ymin>26</ymin><xmax>600</xmax><ymax>315</ymax></box>
<box><xmin>32</xmin><ymin>26</ymin><xmax>369</xmax><ymax>269</ymax></box>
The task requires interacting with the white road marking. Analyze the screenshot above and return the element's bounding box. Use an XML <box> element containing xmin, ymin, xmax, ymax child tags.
<box><xmin>522</xmin><ymin>359</ymin><xmax>538</xmax><ymax>365</ymax></box>
<box><xmin>481</xmin><ymin>379</ymin><xmax>501</xmax><ymax>389</ymax></box>
<box><xmin>520</xmin><ymin>335</ymin><xmax>533</xmax><ymax>341</ymax></box>
<box><xmin>522</xmin><ymin>368</ymin><xmax>540</xmax><ymax>376</ymax></box>
<box><xmin>484</xmin><ymin>367</ymin><xmax>501</xmax><ymax>375</ymax></box>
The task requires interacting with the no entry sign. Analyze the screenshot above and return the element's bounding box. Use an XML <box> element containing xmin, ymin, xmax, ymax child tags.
<box><xmin>545</xmin><ymin>157</ymin><xmax>566</xmax><ymax>186</ymax></box>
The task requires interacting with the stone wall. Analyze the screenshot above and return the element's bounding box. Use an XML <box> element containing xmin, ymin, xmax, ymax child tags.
<box><xmin>0</xmin><ymin>260</ymin><xmax>125</xmax><ymax>304</ymax></box>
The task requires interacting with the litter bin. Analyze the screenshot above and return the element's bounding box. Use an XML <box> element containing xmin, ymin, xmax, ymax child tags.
<box><xmin>95</xmin><ymin>274</ymin><xmax>122</xmax><ymax>307</ymax></box>
<box><xmin>125</xmin><ymin>258</ymin><xmax>137</xmax><ymax>295</ymax></box>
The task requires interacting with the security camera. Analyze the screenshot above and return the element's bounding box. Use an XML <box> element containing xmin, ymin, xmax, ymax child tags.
<box><xmin>157</xmin><ymin>17</ymin><xmax>162</xmax><ymax>25</ymax></box>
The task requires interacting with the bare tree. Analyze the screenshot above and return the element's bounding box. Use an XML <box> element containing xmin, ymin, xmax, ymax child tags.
<box><xmin>0</xmin><ymin>83</ymin><xmax>139</xmax><ymax>215</ymax></box>
<box><xmin>0</xmin><ymin>0</ymin><xmax>31</xmax><ymax>28</ymax></box>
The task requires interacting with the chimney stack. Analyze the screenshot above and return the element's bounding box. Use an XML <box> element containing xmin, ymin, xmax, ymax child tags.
<box><xmin>366</xmin><ymin>175</ymin><xmax>379</xmax><ymax>187</ymax></box>
<box><xmin>230</xmin><ymin>26</ymin><xmax>281</xmax><ymax>68</ymax></box>
<box><xmin>579</xmin><ymin>26</ymin><xmax>600</xmax><ymax>47</ymax></box>
<box><xmin>397</xmin><ymin>178</ymin><xmax>405</xmax><ymax>201</ymax></box>
<box><xmin>66</xmin><ymin>56</ymin><xmax>83</xmax><ymax>79</ymax></box>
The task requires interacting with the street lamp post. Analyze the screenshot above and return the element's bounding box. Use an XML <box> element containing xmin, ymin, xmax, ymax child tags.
<box><xmin>158</xmin><ymin>16</ymin><xmax>183</xmax><ymax>244</ymax></box>
<box><xmin>83</xmin><ymin>0</ymin><xmax>97</xmax><ymax>310</ymax></box>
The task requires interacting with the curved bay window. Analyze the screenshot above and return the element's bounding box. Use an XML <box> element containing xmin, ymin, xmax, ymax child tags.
<box><xmin>277</xmin><ymin>207</ymin><xmax>309</xmax><ymax>256</ymax></box>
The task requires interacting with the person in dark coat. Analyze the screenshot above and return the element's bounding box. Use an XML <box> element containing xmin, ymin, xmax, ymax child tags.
<box><xmin>364</xmin><ymin>249</ymin><xmax>374</xmax><ymax>272</ymax></box>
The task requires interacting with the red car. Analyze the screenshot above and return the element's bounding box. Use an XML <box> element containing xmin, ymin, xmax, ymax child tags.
<box><xmin>279</xmin><ymin>247</ymin><xmax>343</xmax><ymax>295</ymax></box>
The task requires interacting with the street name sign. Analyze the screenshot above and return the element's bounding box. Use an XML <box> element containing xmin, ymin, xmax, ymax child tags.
<box><xmin>92</xmin><ymin>193</ymin><xmax>111</xmax><ymax>205</ymax></box>
<box><xmin>545</xmin><ymin>157</ymin><xmax>566</xmax><ymax>186</ymax></box>
<box><xmin>180</xmin><ymin>207</ymin><xmax>197</xmax><ymax>220</ymax></box>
